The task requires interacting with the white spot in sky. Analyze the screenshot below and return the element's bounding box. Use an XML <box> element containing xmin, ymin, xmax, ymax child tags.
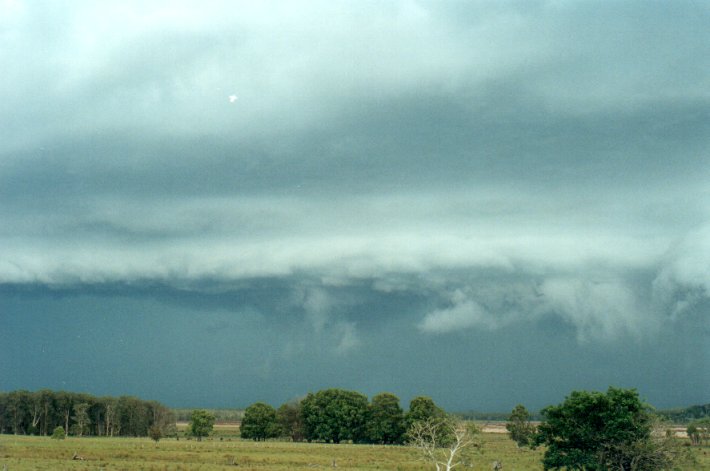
<box><xmin>229</xmin><ymin>95</ymin><xmax>238</xmax><ymax>103</ymax></box>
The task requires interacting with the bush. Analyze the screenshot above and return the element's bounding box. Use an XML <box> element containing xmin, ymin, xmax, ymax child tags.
<box><xmin>51</xmin><ymin>426</ymin><xmax>66</xmax><ymax>440</ymax></box>
<box><xmin>149</xmin><ymin>425</ymin><xmax>163</xmax><ymax>443</ymax></box>
<box><xmin>687</xmin><ymin>418</ymin><xmax>710</xmax><ymax>446</ymax></box>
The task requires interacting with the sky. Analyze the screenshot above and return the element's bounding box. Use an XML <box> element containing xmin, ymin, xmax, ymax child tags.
<box><xmin>1</xmin><ymin>0</ymin><xmax>708</xmax><ymax>412</ymax></box>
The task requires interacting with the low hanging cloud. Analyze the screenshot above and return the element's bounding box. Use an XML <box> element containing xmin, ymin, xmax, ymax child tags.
<box><xmin>415</xmin><ymin>276</ymin><xmax>648</xmax><ymax>342</ymax></box>
<box><xmin>412</xmin><ymin>222</ymin><xmax>710</xmax><ymax>342</ymax></box>
<box><xmin>299</xmin><ymin>287</ymin><xmax>334</xmax><ymax>333</ymax></box>
<box><xmin>538</xmin><ymin>278</ymin><xmax>648</xmax><ymax>342</ymax></box>
<box><xmin>296</xmin><ymin>286</ymin><xmax>361</xmax><ymax>354</ymax></box>
<box><xmin>652</xmin><ymin>224</ymin><xmax>710</xmax><ymax>317</ymax></box>
<box><xmin>333</xmin><ymin>321</ymin><xmax>360</xmax><ymax>355</ymax></box>
<box><xmin>419</xmin><ymin>291</ymin><xmax>494</xmax><ymax>333</ymax></box>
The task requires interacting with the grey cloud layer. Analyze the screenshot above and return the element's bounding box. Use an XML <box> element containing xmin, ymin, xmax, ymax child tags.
<box><xmin>3</xmin><ymin>1</ymin><xmax>708</xmax><ymax>147</ymax></box>
<box><xmin>1</xmin><ymin>1</ymin><xmax>709</xmax><ymax>345</ymax></box>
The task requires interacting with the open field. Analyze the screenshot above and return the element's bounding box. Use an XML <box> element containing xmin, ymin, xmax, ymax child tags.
<box><xmin>1</xmin><ymin>432</ymin><xmax>708</xmax><ymax>470</ymax></box>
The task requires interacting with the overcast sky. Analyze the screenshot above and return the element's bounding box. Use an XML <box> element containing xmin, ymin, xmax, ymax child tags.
<box><xmin>1</xmin><ymin>0</ymin><xmax>708</xmax><ymax>411</ymax></box>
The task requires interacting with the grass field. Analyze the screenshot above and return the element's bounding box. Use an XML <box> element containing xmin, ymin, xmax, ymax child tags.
<box><xmin>1</xmin><ymin>429</ymin><xmax>708</xmax><ymax>470</ymax></box>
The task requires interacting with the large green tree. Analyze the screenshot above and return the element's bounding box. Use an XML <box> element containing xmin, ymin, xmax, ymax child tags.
<box><xmin>301</xmin><ymin>389</ymin><xmax>369</xmax><ymax>443</ymax></box>
<box><xmin>189</xmin><ymin>409</ymin><xmax>215</xmax><ymax>441</ymax></box>
<box><xmin>241</xmin><ymin>402</ymin><xmax>281</xmax><ymax>441</ymax></box>
<box><xmin>6</xmin><ymin>390</ymin><xmax>29</xmax><ymax>435</ymax></box>
<box><xmin>54</xmin><ymin>391</ymin><xmax>74</xmax><ymax>435</ymax></box>
<box><xmin>535</xmin><ymin>387</ymin><xmax>676</xmax><ymax>470</ymax></box>
<box><xmin>366</xmin><ymin>392</ymin><xmax>406</xmax><ymax>444</ymax></box>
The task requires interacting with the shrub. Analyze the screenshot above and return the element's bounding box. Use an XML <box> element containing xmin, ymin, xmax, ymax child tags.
<box><xmin>51</xmin><ymin>426</ymin><xmax>66</xmax><ymax>440</ymax></box>
<box><xmin>506</xmin><ymin>404</ymin><xmax>536</xmax><ymax>448</ymax></box>
<box><xmin>149</xmin><ymin>425</ymin><xmax>163</xmax><ymax>443</ymax></box>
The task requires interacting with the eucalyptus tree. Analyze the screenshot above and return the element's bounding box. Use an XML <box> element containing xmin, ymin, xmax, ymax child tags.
<box><xmin>71</xmin><ymin>403</ymin><xmax>91</xmax><ymax>436</ymax></box>
<box><xmin>408</xmin><ymin>416</ymin><xmax>479</xmax><ymax>471</ymax></box>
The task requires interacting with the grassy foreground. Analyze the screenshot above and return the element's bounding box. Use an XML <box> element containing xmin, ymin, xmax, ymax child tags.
<box><xmin>1</xmin><ymin>432</ymin><xmax>708</xmax><ymax>470</ymax></box>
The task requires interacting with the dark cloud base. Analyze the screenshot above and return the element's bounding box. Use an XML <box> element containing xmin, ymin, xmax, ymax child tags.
<box><xmin>2</xmin><ymin>280</ymin><xmax>706</xmax><ymax>411</ymax></box>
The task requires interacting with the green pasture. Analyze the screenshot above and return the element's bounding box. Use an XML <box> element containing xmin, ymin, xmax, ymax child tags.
<box><xmin>1</xmin><ymin>431</ymin><xmax>708</xmax><ymax>470</ymax></box>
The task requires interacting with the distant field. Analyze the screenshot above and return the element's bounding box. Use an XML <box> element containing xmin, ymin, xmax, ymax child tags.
<box><xmin>177</xmin><ymin>421</ymin><xmax>241</xmax><ymax>439</ymax></box>
<box><xmin>1</xmin><ymin>432</ymin><xmax>707</xmax><ymax>470</ymax></box>
<box><xmin>478</xmin><ymin>421</ymin><xmax>692</xmax><ymax>438</ymax></box>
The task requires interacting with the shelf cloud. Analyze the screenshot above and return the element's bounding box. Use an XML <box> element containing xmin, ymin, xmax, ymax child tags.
<box><xmin>1</xmin><ymin>0</ymin><xmax>708</xmax><ymax>411</ymax></box>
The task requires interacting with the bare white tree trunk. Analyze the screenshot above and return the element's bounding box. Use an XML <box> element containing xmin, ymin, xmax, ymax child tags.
<box><xmin>408</xmin><ymin>417</ymin><xmax>478</xmax><ymax>471</ymax></box>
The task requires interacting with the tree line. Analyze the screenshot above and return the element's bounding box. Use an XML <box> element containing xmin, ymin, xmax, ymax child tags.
<box><xmin>237</xmin><ymin>389</ymin><xmax>446</xmax><ymax>444</ymax></box>
<box><xmin>658</xmin><ymin>403</ymin><xmax>710</xmax><ymax>424</ymax></box>
<box><xmin>173</xmin><ymin>408</ymin><xmax>243</xmax><ymax>422</ymax></box>
<box><xmin>0</xmin><ymin>389</ymin><xmax>174</xmax><ymax>437</ymax></box>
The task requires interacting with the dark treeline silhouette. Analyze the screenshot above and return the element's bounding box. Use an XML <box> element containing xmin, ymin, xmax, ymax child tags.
<box><xmin>658</xmin><ymin>403</ymin><xmax>710</xmax><ymax>424</ymax></box>
<box><xmin>0</xmin><ymin>389</ymin><xmax>174</xmax><ymax>437</ymax></box>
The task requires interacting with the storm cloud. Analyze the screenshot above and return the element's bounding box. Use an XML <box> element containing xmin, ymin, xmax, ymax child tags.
<box><xmin>1</xmin><ymin>0</ymin><xmax>708</xmax><ymax>411</ymax></box>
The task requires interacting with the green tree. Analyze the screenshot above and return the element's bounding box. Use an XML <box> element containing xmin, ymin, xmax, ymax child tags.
<box><xmin>405</xmin><ymin>396</ymin><xmax>448</xmax><ymax>442</ymax></box>
<box><xmin>366</xmin><ymin>392</ymin><xmax>406</xmax><ymax>444</ymax></box>
<box><xmin>37</xmin><ymin>389</ymin><xmax>55</xmax><ymax>436</ymax></box>
<box><xmin>149</xmin><ymin>424</ymin><xmax>162</xmax><ymax>444</ymax></box>
<box><xmin>54</xmin><ymin>391</ymin><xmax>75</xmax><ymax>436</ymax></box>
<box><xmin>6</xmin><ymin>390</ymin><xmax>29</xmax><ymax>434</ymax></box>
<box><xmin>27</xmin><ymin>390</ymin><xmax>44</xmax><ymax>435</ymax></box>
<box><xmin>407</xmin><ymin>396</ymin><xmax>446</xmax><ymax>423</ymax></box>
<box><xmin>117</xmin><ymin>396</ymin><xmax>149</xmax><ymax>437</ymax></box>
<box><xmin>535</xmin><ymin>387</ymin><xmax>679</xmax><ymax>470</ymax></box>
<box><xmin>506</xmin><ymin>404</ymin><xmax>536</xmax><ymax>448</ymax></box>
<box><xmin>51</xmin><ymin>425</ymin><xmax>66</xmax><ymax>439</ymax></box>
<box><xmin>102</xmin><ymin>397</ymin><xmax>118</xmax><ymax>436</ymax></box>
<box><xmin>189</xmin><ymin>409</ymin><xmax>215</xmax><ymax>441</ymax></box>
<box><xmin>71</xmin><ymin>403</ymin><xmax>91</xmax><ymax>437</ymax></box>
<box><xmin>301</xmin><ymin>389</ymin><xmax>369</xmax><ymax>443</ymax></box>
<box><xmin>277</xmin><ymin>399</ymin><xmax>305</xmax><ymax>442</ymax></box>
<box><xmin>241</xmin><ymin>402</ymin><xmax>281</xmax><ymax>441</ymax></box>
